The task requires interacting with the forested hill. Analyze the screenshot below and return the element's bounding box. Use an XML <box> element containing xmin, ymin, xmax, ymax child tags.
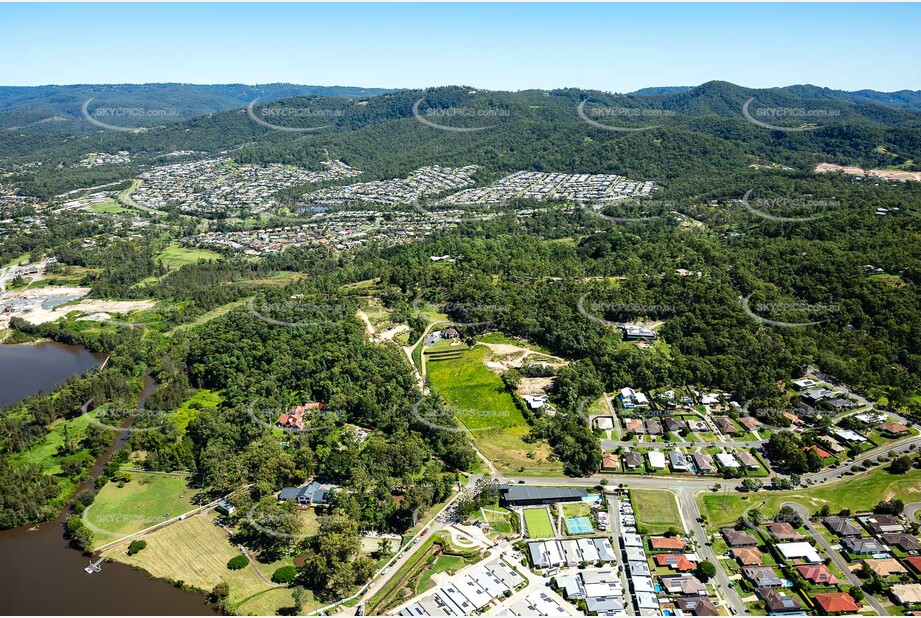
<box><xmin>4</xmin><ymin>81</ymin><xmax>921</xmax><ymax>198</ymax></box>
<box><xmin>0</xmin><ymin>83</ymin><xmax>396</xmax><ymax>133</ymax></box>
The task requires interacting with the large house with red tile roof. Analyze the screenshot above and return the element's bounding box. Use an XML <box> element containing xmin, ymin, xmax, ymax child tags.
<box><xmin>812</xmin><ymin>592</ymin><xmax>859</xmax><ymax>614</ymax></box>
<box><xmin>796</xmin><ymin>564</ymin><xmax>839</xmax><ymax>586</ymax></box>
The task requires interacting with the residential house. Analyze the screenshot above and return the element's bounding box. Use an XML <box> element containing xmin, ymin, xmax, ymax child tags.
<box><xmin>654</xmin><ymin>554</ymin><xmax>695</xmax><ymax>572</ymax></box>
<box><xmin>648</xmin><ymin>450</ymin><xmax>667</xmax><ymax>470</ymax></box>
<box><xmin>278</xmin><ymin>480</ymin><xmax>337</xmax><ymax>506</ymax></box>
<box><xmin>863</xmin><ymin>558</ymin><xmax>908</xmax><ymax>577</ymax></box>
<box><xmin>824</xmin><ymin>517</ymin><xmax>862</xmax><ymax>537</ymax></box>
<box><xmin>791</xmin><ymin>379</ymin><xmax>818</xmax><ymax>391</ymax></box>
<box><xmin>766</xmin><ymin>522</ymin><xmax>807</xmax><ymax>542</ymax></box>
<box><xmin>732</xmin><ymin>547</ymin><xmax>763</xmax><ymax>566</ymax></box>
<box><xmin>664</xmin><ymin>417</ymin><xmax>685</xmax><ymax>433</ymax></box>
<box><xmin>882</xmin><ymin>533</ymin><xmax>921</xmax><ymax>552</ymax></box>
<box><xmin>796</xmin><ymin>564</ymin><xmax>839</xmax><ymax>586</ymax></box>
<box><xmin>891</xmin><ymin>584</ymin><xmax>921</xmax><ymax>607</ymax></box>
<box><xmin>834</xmin><ymin>428</ymin><xmax>867</xmax><ymax>444</ymax></box>
<box><xmin>660</xmin><ymin>574</ymin><xmax>707</xmax><ymax>596</ymax></box>
<box><xmin>825</xmin><ymin>398</ymin><xmax>855</xmax><ymax>411</ymax></box>
<box><xmin>842</xmin><ymin>536</ymin><xmax>885</xmax><ymax>556</ymax></box>
<box><xmin>803</xmin><ymin>444</ymin><xmax>831</xmax><ymax>459</ymax></box>
<box><xmin>777</xmin><ymin>542</ymin><xmax>822</xmax><ymax>565</ymax></box>
<box><xmin>742</xmin><ymin>566</ymin><xmax>785</xmax><ymax>589</ymax></box>
<box><xmin>645</xmin><ymin>419</ymin><xmax>663</xmax><ymax>435</ymax></box>
<box><xmin>713</xmin><ymin>417</ymin><xmax>739</xmax><ymax>435</ymax></box>
<box><xmin>906</xmin><ymin>556</ymin><xmax>921</xmax><ymax>574</ymax></box>
<box><xmin>863</xmin><ymin>514</ymin><xmax>905</xmax><ymax>534</ymax></box>
<box><xmin>759</xmin><ymin>589</ymin><xmax>803</xmax><ymax>615</ymax></box>
<box><xmin>601</xmin><ymin>453</ymin><xmax>620</xmax><ymax>471</ymax></box>
<box><xmin>722</xmin><ymin>527</ymin><xmax>758</xmax><ymax>547</ymax></box>
<box><xmin>880</xmin><ymin>421</ymin><xmax>910</xmax><ymax>436</ymax></box>
<box><xmin>736</xmin><ymin>450</ymin><xmax>760</xmax><ymax>470</ymax></box>
<box><xmin>812</xmin><ymin>592</ymin><xmax>860</xmax><ymax>615</ymax></box>
<box><xmin>623</xmin><ymin>451</ymin><xmax>643</xmax><ymax>470</ymax></box>
<box><xmin>739</xmin><ymin>416</ymin><xmax>762</xmax><ymax>431</ymax></box>
<box><xmin>693</xmin><ymin>452</ymin><xmax>715</xmax><ymax>474</ymax></box>
<box><xmin>650</xmin><ymin>536</ymin><xmax>687</xmax><ymax>552</ymax></box>
<box><xmin>716</xmin><ymin>453</ymin><xmax>740</xmax><ymax>469</ymax></box>
<box><xmin>674</xmin><ymin>598</ymin><xmax>719</xmax><ymax>616</ymax></box>
<box><xmin>669</xmin><ymin>451</ymin><xmax>690</xmax><ymax>472</ymax></box>
<box><xmin>626</xmin><ymin>418</ymin><xmax>646</xmax><ymax>435</ymax></box>
<box><xmin>802</xmin><ymin>388</ymin><xmax>836</xmax><ymax>406</ymax></box>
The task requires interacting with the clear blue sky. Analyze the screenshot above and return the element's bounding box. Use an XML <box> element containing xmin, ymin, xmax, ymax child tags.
<box><xmin>2</xmin><ymin>3</ymin><xmax>919</xmax><ymax>92</ymax></box>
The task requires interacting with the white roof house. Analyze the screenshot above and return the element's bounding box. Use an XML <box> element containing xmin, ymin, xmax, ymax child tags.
<box><xmin>716</xmin><ymin>453</ymin><xmax>740</xmax><ymax>468</ymax></box>
<box><xmin>777</xmin><ymin>542</ymin><xmax>822</xmax><ymax>564</ymax></box>
<box><xmin>578</xmin><ymin>538</ymin><xmax>600</xmax><ymax>562</ymax></box>
<box><xmin>648</xmin><ymin>451</ymin><xmax>667</xmax><ymax>470</ymax></box>
<box><xmin>594</xmin><ymin>416</ymin><xmax>614</xmax><ymax>430</ymax></box>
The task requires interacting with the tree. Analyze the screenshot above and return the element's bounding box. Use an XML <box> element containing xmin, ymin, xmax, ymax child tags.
<box><xmin>210</xmin><ymin>582</ymin><xmax>230</xmax><ymax>602</ymax></box>
<box><xmin>849</xmin><ymin>585</ymin><xmax>864</xmax><ymax>603</ymax></box>
<box><xmin>376</xmin><ymin>538</ymin><xmax>392</xmax><ymax>559</ymax></box>
<box><xmin>272</xmin><ymin>565</ymin><xmax>298</xmax><ymax>584</ymax></box>
<box><xmin>65</xmin><ymin>515</ymin><xmax>93</xmax><ymax>551</ymax></box>
<box><xmin>227</xmin><ymin>555</ymin><xmax>249</xmax><ymax>570</ymax></box>
<box><xmin>293</xmin><ymin>586</ymin><xmax>310</xmax><ymax>613</ymax></box>
<box><xmin>127</xmin><ymin>540</ymin><xmax>147</xmax><ymax>555</ymax></box>
<box><xmin>695</xmin><ymin>560</ymin><xmax>717</xmax><ymax>582</ymax></box>
<box><xmin>890</xmin><ymin>455</ymin><xmax>912</xmax><ymax>474</ymax></box>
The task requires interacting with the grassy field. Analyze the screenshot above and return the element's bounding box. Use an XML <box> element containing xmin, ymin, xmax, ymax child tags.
<box><xmin>699</xmin><ymin>467</ymin><xmax>921</xmax><ymax>530</ymax></box>
<box><xmin>168</xmin><ymin>298</ymin><xmax>250</xmax><ymax>336</ymax></box>
<box><xmin>523</xmin><ymin>508</ymin><xmax>554</xmax><ymax>538</ymax></box>
<box><xmin>562</xmin><ymin>502</ymin><xmax>592</xmax><ymax>518</ymax></box>
<box><xmin>111</xmin><ymin>513</ymin><xmax>311</xmax><ymax>615</ymax></box>
<box><xmin>426</xmin><ymin>345</ymin><xmax>562</xmax><ymax>475</ymax></box>
<box><xmin>630</xmin><ymin>489</ymin><xmax>684</xmax><ymax>534</ymax></box>
<box><xmin>156</xmin><ymin>243</ymin><xmax>221</xmax><ymax>269</ymax></box>
<box><xmin>88</xmin><ymin>200</ymin><xmax>131</xmax><ymax>214</ymax></box>
<box><xmin>83</xmin><ymin>471</ymin><xmax>197</xmax><ymax>547</ymax></box>
<box><xmin>170</xmin><ymin>389</ymin><xmax>224</xmax><ymax>430</ymax></box>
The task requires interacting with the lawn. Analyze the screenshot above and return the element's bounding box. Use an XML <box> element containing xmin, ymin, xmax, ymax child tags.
<box><xmin>111</xmin><ymin>513</ymin><xmax>311</xmax><ymax>615</ymax></box>
<box><xmin>562</xmin><ymin>502</ymin><xmax>592</xmax><ymax>518</ymax></box>
<box><xmin>156</xmin><ymin>243</ymin><xmax>221</xmax><ymax>269</ymax></box>
<box><xmin>630</xmin><ymin>489</ymin><xmax>684</xmax><ymax>534</ymax></box>
<box><xmin>523</xmin><ymin>508</ymin><xmax>554</xmax><ymax>538</ymax></box>
<box><xmin>82</xmin><ymin>471</ymin><xmax>197</xmax><ymax>547</ymax></box>
<box><xmin>699</xmin><ymin>467</ymin><xmax>921</xmax><ymax>530</ymax></box>
<box><xmin>427</xmin><ymin>345</ymin><xmax>562</xmax><ymax>475</ymax></box>
<box><xmin>417</xmin><ymin>554</ymin><xmax>467</xmax><ymax>593</ymax></box>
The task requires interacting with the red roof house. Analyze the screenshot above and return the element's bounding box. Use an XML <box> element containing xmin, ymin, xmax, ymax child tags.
<box><xmin>813</xmin><ymin>593</ymin><xmax>859</xmax><ymax>614</ymax></box>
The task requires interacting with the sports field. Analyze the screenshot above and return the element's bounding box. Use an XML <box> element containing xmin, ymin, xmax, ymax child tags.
<box><xmin>524</xmin><ymin>508</ymin><xmax>554</xmax><ymax>538</ymax></box>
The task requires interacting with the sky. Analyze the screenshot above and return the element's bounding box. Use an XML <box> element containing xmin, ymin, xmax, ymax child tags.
<box><xmin>1</xmin><ymin>3</ymin><xmax>919</xmax><ymax>92</ymax></box>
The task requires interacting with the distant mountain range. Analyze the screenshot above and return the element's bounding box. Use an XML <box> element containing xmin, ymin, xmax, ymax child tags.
<box><xmin>629</xmin><ymin>84</ymin><xmax>921</xmax><ymax>110</ymax></box>
<box><xmin>1</xmin><ymin>81</ymin><xmax>920</xmax><ymax>134</ymax></box>
<box><xmin>0</xmin><ymin>83</ymin><xmax>396</xmax><ymax>132</ymax></box>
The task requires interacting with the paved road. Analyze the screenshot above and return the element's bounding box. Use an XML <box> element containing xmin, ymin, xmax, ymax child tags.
<box><xmin>905</xmin><ymin>502</ymin><xmax>921</xmax><ymax>524</ymax></box>
<box><xmin>783</xmin><ymin>502</ymin><xmax>886</xmax><ymax>616</ymax></box>
<box><xmin>607</xmin><ymin>492</ymin><xmax>634</xmax><ymax>616</ymax></box>
<box><xmin>675</xmin><ymin>486</ymin><xmax>749</xmax><ymax>615</ymax></box>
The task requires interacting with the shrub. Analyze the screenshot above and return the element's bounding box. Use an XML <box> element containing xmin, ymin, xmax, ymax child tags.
<box><xmin>227</xmin><ymin>555</ymin><xmax>249</xmax><ymax>570</ymax></box>
<box><xmin>127</xmin><ymin>540</ymin><xmax>147</xmax><ymax>555</ymax></box>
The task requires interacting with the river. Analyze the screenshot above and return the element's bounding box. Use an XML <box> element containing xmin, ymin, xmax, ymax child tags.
<box><xmin>0</xmin><ymin>347</ymin><xmax>215</xmax><ymax>615</ymax></box>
